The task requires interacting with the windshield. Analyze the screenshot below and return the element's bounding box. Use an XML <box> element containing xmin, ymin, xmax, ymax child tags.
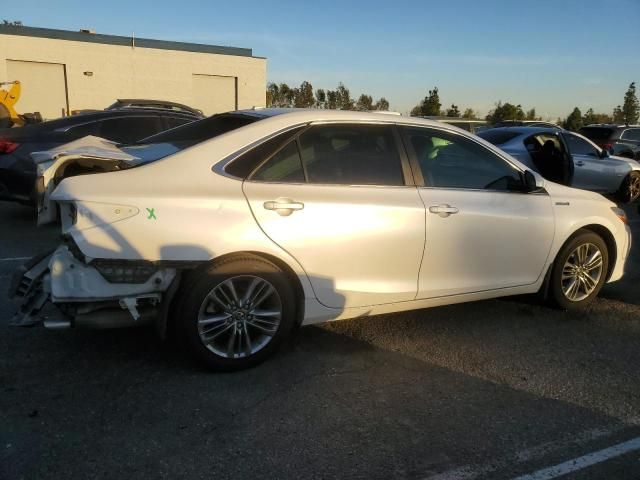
<box><xmin>579</xmin><ymin>127</ymin><xmax>614</xmax><ymax>141</ymax></box>
<box><xmin>120</xmin><ymin>113</ymin><xmax>262</xmax><ymax>166</ymax></box>
<box><xmin>477</xmin><ymin>129</ymin><xmax>521</xmax><ymax>145</ymax></box>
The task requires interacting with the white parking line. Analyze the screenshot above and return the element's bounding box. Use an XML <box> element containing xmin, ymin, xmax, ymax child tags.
<box><xmin>0</xmin><ymin>256</ymin><xmax>30</xmax><ymax>262</ymax></box>
<box><xmin>512</xmin><ymin>436</ymin><xmax>640</xmax><ymax>480</ymax></box>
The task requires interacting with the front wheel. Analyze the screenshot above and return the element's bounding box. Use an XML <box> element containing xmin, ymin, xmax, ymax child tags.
<box><xmin>549</xmin><ymin>230</ymin><xmax>608</xmax><ymax>311</ymax></box>
<box><xmin>617</xmin><ymin>171</ymin><xmax>640</xmax><ymax>203</ymax></box>
<box><xmin>177</xmin><ymin>255</ymin><xmax>297</xmax><ymax>371</ymax></box>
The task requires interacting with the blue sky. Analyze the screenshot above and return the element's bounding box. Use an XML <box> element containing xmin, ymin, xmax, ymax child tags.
<box><xmin>4</xmin><ymin>0</ymin><xmax>639</xmax><ymax>118</ymax></box>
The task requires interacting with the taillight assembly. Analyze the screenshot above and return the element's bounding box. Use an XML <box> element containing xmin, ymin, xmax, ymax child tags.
<box><xmin>0</xmin><ymin>140</ymin><xmax>19</xmax><ymax>154</ymax></box>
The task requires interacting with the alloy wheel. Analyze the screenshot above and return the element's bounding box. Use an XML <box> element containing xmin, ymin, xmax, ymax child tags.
<box><xmin>197</xmin><ymin>275</ymin><xmax>282</xmax><ymax>359</ymax></box>
<box><xmin>561</xmin><ymin>243</ymin><xmax>603</xmax><ymax>302</ymax></box>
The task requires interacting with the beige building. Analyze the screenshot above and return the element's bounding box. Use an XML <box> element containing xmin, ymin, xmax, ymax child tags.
<box><xmin>0</xmin><ymin>25</ymin><xmax>266</xmax><ymax>120</ymax></box>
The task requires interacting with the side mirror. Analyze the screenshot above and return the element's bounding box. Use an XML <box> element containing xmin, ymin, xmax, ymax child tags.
<box><xmin>523</xmin><ymin>170</ymin><xmax>538</xmax><ymax>192</ymax></box>
<box><xmin>600</xmin><ymin>149</ymin><xmax>610</xmax><ymax>158</ymax></box>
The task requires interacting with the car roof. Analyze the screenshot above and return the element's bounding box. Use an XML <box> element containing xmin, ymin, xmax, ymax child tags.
<box><xmin>233</xmin><ymin>107</ymin><xmax>452</xmax><ymax>128</ymax></box>
<box><xmin>110</xmin><ymin>99</ymin><xmax>204</xmax><ymax>116</ymax></box>
<box><xmin>0</xmin><ymin>108</ymin><xmax>200</xmax><ymax>140</ymax></box>
<box><xmin>582</xmin><ymin>124</ymin><xmax>640</xmax><ymax>129</ymax></box>
<box><xmin>481</xmin><ymin>126</ymin><xmax>562</xmax><ymax>136</ymax></box>
<box><xmin>420</xmin><ymin>116</ymin><xmax>488</xmax><ymax>124</ymax></box>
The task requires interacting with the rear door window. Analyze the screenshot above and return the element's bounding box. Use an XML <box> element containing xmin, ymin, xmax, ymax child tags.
<box><xmin>297</xmin><ymin>124</ymin><xmax>405</xmax><ymax>186</ymax></box>
<box><xmin>564</xmin><ymin>133</ymin><xmax>600</xmax><ymax>157</ymax></box>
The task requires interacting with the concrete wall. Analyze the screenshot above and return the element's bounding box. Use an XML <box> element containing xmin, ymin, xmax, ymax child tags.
<box><xmin>0</xmin><ymin>32</ymin><xmax>266</xmax><ymax>119</ymax></box>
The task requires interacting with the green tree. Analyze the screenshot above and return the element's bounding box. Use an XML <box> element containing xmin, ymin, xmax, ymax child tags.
<box><xmin>613</xmin><ymin>105</ymin><xmax>625</xmax><ymax>123</ymax></box>
<box><xmin>315</xmin><ymin>88</ymin><xmax>326</xmax><ymax>109</ymax></box>
<box><xmin>562</xmin><ymin>107</ymin><xmax>583</xmax><ymax>131</ymax></box>
<box><xmin>266</xmin><ymin>83</ymin><xmax>278</xmax><ymax>107</ymax></box>
<box><xmin>446</xmin><ymin>104</ymin><xmax>460</xmax><ymax>117</ymax></box>
<box><xmin>525</xmin><ymin>108</ymin><xmax>538</xmax><ymax>120</ymax></box>
<box><xmin>485</xmin><ymin>101</ymin><xmax>525</xmax><ymax>123</ymax></box>
<box><xmin>582</xmin><ymin>108</ymin><xmax>612</xmax><ymax>125</ymax></box>
<box><xmin>293</xmin><ymin>81</ymin><xmax>315</xmax><ymax>108</ymax></box>
<box><xmin>326</xmin><ymin>89</ymin><xmax>339</xmax><ymax>110</ymax></box>
<box><xmin>410</xmin><ymin>105</ymin><xmax>422</xmax><ymax>116</ymax></box>
<box><xmin>266</xmin><ymin>82</ymin><xmax>295</xmax><ymax>107</ymax></box>
<box><xmin>622</xmin><ymin>82</ymin><xmax>639</xmax><ymax>124</ymax></box>
<box><xmin>411</xmin><ymin>87</ymin><xmax>441</xmax><ymax>116</ymax></box>
<box><xmin>374</xmin><ymin>97</ymin><xmax>389</xmax><ymax>111</ymax></box>
<box><xmin>462</xmin><ymin>108</ymin><xmax>477</xmax><ymax>119</ymax></box>
<box><xmin>335</xmin><ymin>83</ymin><xmax>354</xmax><ymax>110</ymax></box>
<box><xmin>355</xmin><ymin>94</ymin><xmax>374</xmax><ymax>111</ymax></box>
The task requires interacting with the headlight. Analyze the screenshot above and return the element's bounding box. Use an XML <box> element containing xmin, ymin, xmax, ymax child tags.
<box><xmin>611</xmin><ymin>207</ymin><xmax>628</xmax><ymax>224</ymax></box>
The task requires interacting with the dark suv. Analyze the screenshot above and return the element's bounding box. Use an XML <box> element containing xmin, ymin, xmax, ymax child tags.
<box><xmin>579</xmin><ymin>124</ymin><xmax>640</xmax><ymax>160</ymax></box>
<box><xmin>0</xmin><ymin>108</ymin><xmax>200</xmax><ymax>205</ymax></box>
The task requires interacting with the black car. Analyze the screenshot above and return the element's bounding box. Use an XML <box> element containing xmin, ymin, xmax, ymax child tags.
<box><xmin>0</xmin><ymin>108</ymin><xmax>199</xmax><ymax>204</ymax></box>
<box><xmin>107</xmin><ymin>98</ymin><xmax>204</xmax><ymax>117</ymax></box>
<box><xmin>579</xmin><ymin>124</ymin><xmax>640</xmax><ymax>160</ymax></box>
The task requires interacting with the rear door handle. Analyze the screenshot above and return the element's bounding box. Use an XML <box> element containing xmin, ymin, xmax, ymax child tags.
<box><xmin>263</xmin><ymin>198</ymin><xmax>304</xmax><ymax>216</ymax></box>
<box><xmin>429</xmin><ymin>204</ymin><xmax>459</xmax><ymax>218</ymax></box>
<box><xmin>575</xmin><ymin>160</ymin><xmax>585</xmax><ymax>166</ymax></box>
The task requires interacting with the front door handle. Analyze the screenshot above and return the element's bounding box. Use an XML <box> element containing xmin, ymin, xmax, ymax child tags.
<box><xmin>429</xmin><ymin>204</ymin><xmax>459</xmax><ymax>218</ymax></box>
<box><xmin>263</xmin><ymin>198</ymin><xmax>304</xmax><ymax>216</ymax></box>
<box><xmin>575</xmin><ymin>160</ymin><xmax>585</xmax><ymax>166</ymax></box>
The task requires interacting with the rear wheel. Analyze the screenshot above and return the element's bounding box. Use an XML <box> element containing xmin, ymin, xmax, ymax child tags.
<box><xmin>177</xmin><ymin>255</ymin><xmax>296</xmax><ymax>371</ymax></box>
<box><xmin>617</xmin><ymin>171</ymin><xmax>640</xmax><ymax>203</ymax></box>
<box><xmin>549</xmin><ymin>230</ymin><xmax>608</xmax><ymax>310</ymax></box>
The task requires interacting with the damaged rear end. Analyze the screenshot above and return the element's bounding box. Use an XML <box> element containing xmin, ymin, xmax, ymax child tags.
<box><xmin>33</xmin><ymin>135</ymin><xmax>143</xmax><ymax>225</ymax></box>
<box><xmin>11</xmin><ymin>136</ymin><xmax>182</xmax><ymax>332</ymax></box>
<box><xmin>10</xmin><ymin>242</ymin><xmax>180</xmax><ymax>332</ymax></box>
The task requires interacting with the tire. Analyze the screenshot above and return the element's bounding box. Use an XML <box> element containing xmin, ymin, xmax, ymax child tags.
<box><xmin>176</xmin><ymin>255</ymin><xmax>296</xmax><ymax>371</ymax></box>
<box><xmin>549</xmin><ymin>230</ymin><xmax>608</xmax><ymax>311</ymax></box>
<box><xmin>616</xmin><ymin>171</ymin><xmax>640</xmax><ymax>203</ymax></box>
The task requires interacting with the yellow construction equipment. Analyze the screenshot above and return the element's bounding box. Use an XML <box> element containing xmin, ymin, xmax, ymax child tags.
<box><xmin>0</xmin><ymin>80</ymin><xmax>23</xmax><ymax>128</ymax></box>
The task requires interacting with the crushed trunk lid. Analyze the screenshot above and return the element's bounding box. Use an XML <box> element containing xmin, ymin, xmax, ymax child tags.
<box><xmin>33</xmin><ymin>136</ymin><xmax>141</xmax><ymax>225</ymax></box>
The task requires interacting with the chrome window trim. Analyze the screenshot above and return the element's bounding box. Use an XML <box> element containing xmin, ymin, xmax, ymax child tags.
<box><xmin>417</xmin><ymin>185</ymin><xmax>549</xmax><ymax>196</ymax></box>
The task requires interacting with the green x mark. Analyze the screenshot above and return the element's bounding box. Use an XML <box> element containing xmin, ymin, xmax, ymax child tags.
<box><xmin>146</xmin><ymin>208</ymin><xmax>157</xmax><ymax>220</ymax></box>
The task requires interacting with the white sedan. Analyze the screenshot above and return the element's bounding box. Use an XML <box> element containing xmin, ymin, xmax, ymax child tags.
<box><xmin>11</xmin><ymin>109</ymin><xmax>632</xmax><ymax>370</ymax></box>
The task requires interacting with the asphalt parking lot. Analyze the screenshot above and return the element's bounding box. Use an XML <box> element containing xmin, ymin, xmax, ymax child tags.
<box><xmin>1</xmin><ymin>201</ymin><xmax>639</xmax><ymax>480</ymax></box>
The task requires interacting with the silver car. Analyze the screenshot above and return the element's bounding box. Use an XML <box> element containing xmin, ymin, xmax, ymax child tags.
<box><xmin>11</xmin><ymin>110</ymin><xmax>632</xmax><ymax>371</ymax></box>
<box><xmin>478</xmin><ymin>127</ymin><xmax>640</xmax><ymax>203</ymax></box>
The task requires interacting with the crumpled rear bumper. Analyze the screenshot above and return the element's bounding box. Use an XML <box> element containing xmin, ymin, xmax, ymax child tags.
<box><xmin>9</xmin><ymin>250</ymin><xmax>53</xmax><ymax>326</ymax></box>
<box><xmin>9</xmin><ymin>245</ymin><xmax>177</xmax><ymax>329</ymax></box>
